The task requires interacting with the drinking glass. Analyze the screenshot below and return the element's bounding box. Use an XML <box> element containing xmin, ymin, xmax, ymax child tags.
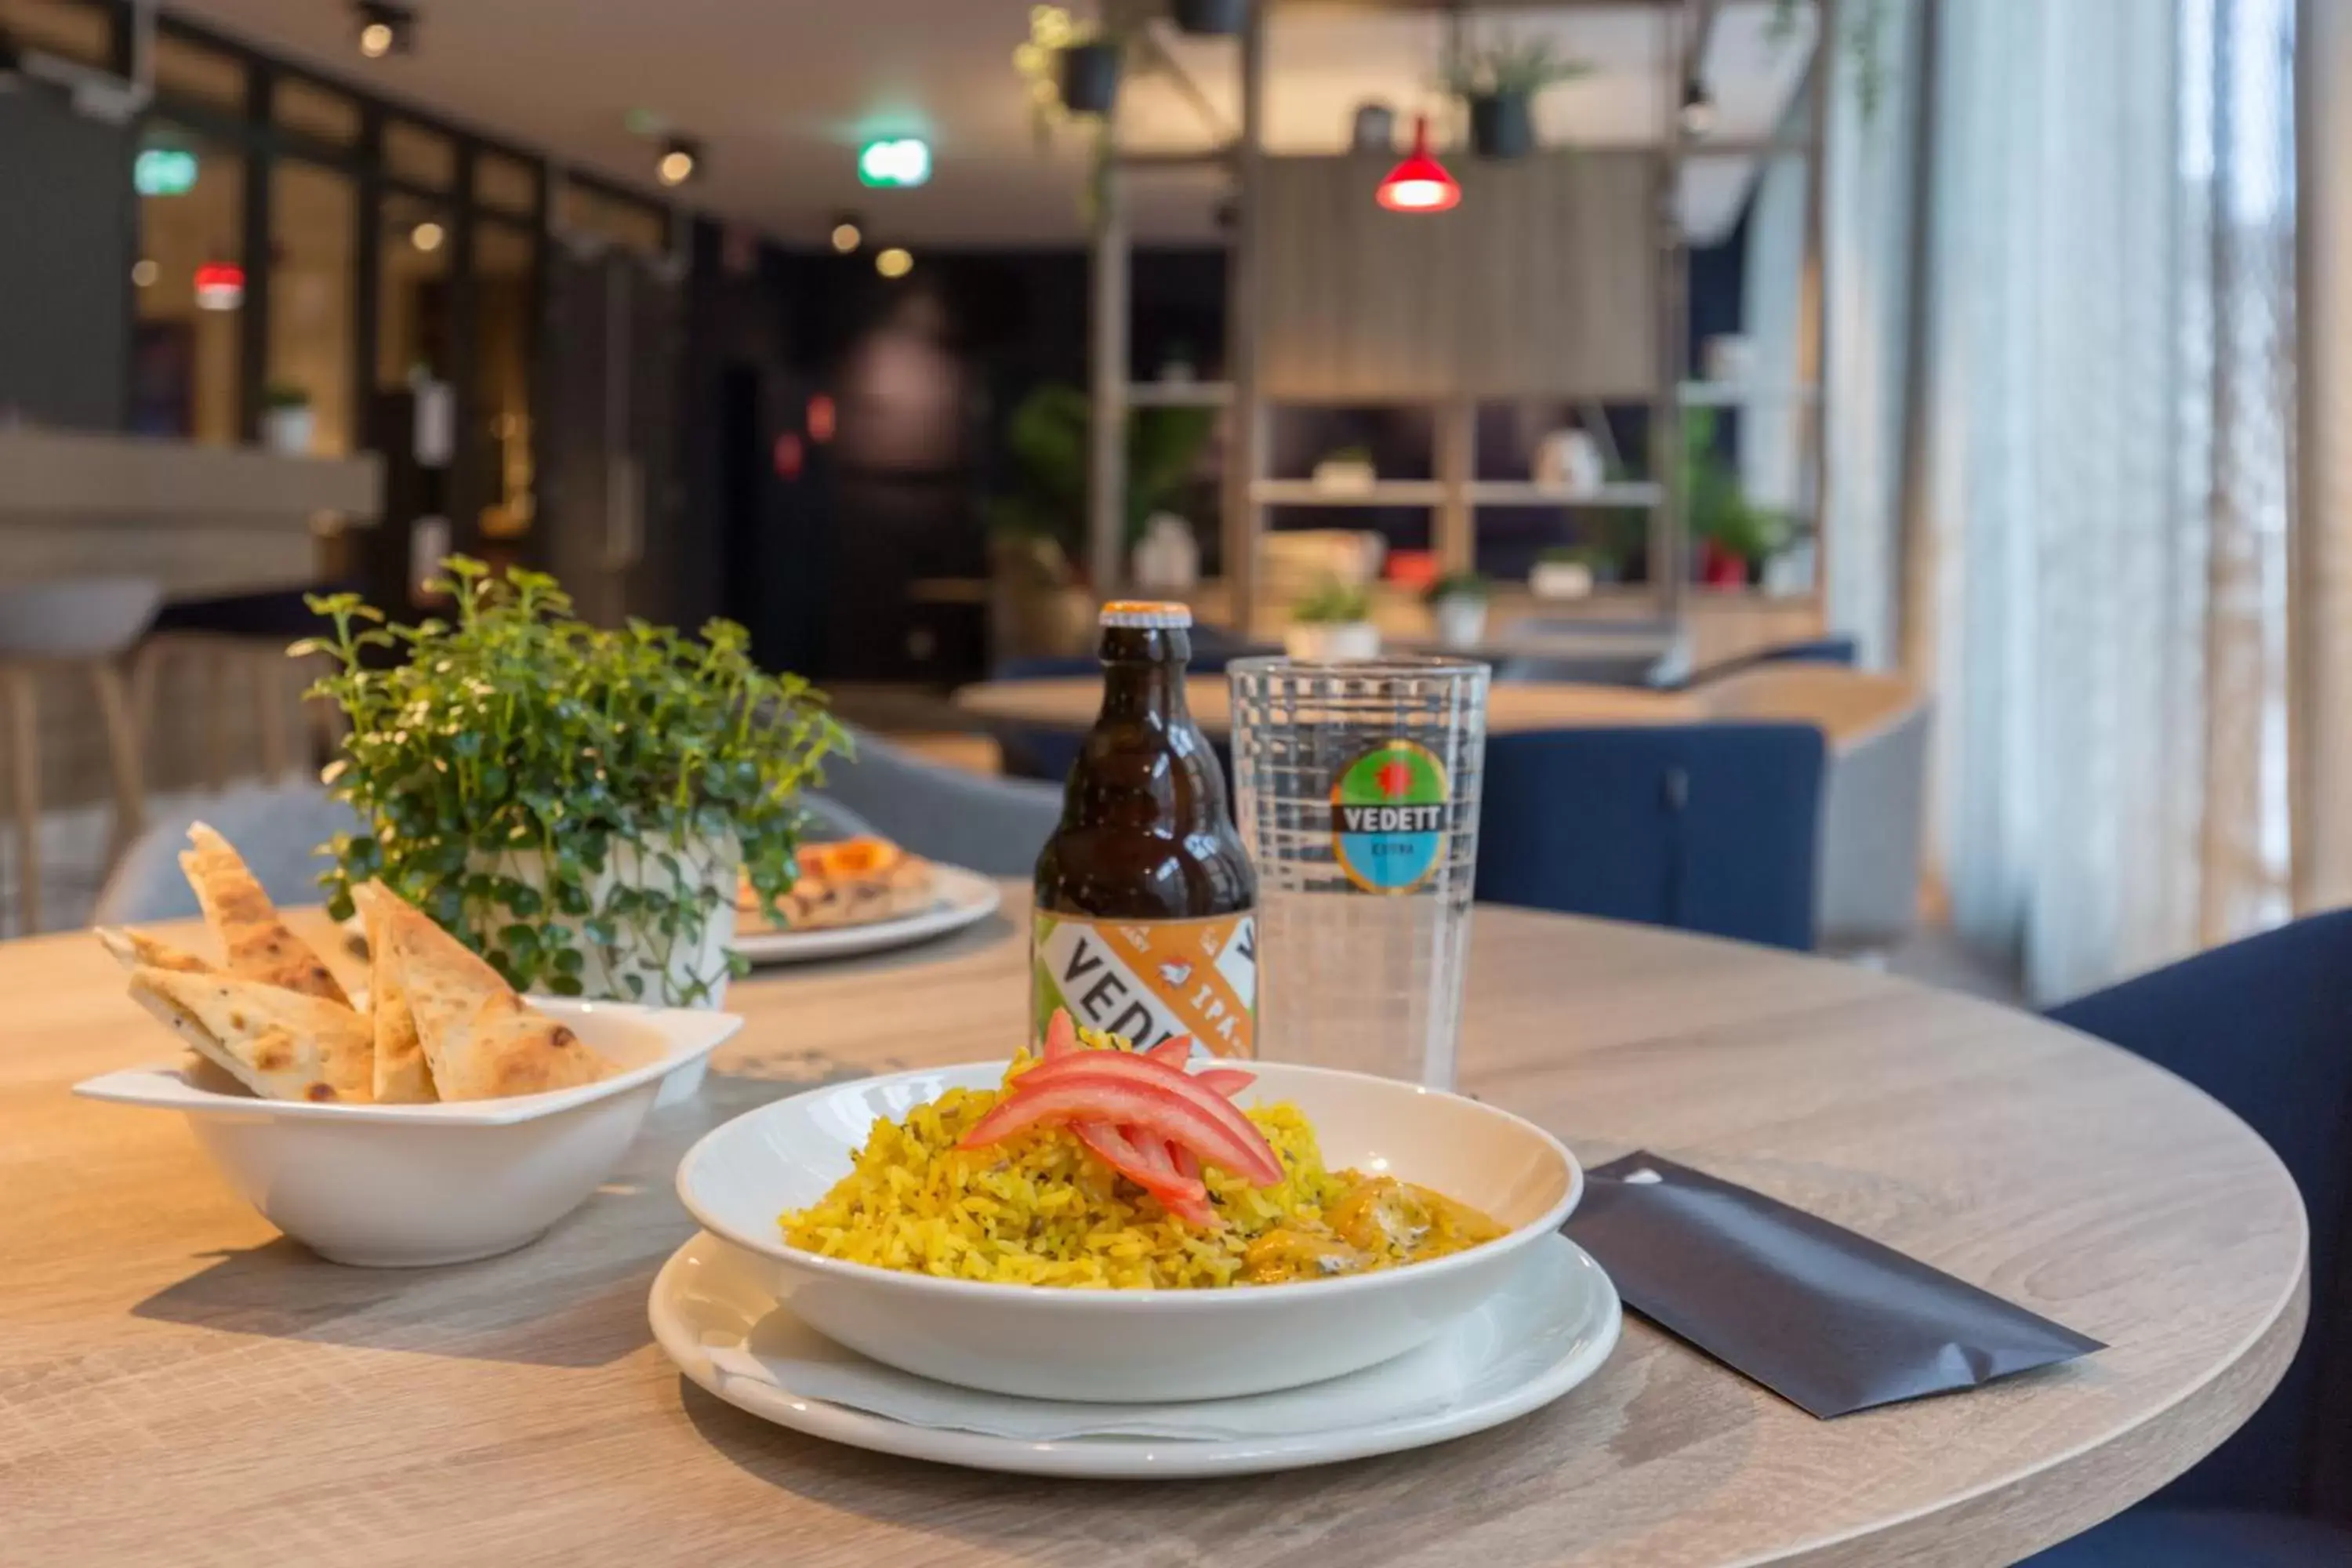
<box><xmin>1227</xmin><ymin>656</ymin><xmax>1488</xmax><ymax>1088</ymax></box>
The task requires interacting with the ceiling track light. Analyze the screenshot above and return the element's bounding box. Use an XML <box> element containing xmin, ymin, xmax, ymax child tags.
<box><xmin>657</xmin><ymin>134</ymin><xmax>702</xmax><ymax>187</ymax></box>
<box><xmin>353</xmin><ymin>2</ymin><xmax>416</xmax><ymax>60</ymax></box>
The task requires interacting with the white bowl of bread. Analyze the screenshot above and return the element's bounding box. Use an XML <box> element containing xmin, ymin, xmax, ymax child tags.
<box><xmin>74</xmin><ymin>827</ymin><xmax>742</xmax><ymax>1267</ymax></box>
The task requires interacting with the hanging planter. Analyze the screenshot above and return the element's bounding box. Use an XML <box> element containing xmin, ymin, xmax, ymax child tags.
<box><xmin>1171</xmin><ymin>0</ymin><xmax>1247</xmax><ymax>37</ymax></box>
<box><xmin>1468</xmin><ymin>93</ymin><xmax>1534</xmax><ymax>159</ymax></box>
<box><xmin>1058</xmin><ymin>41</ymin><xmax>1123</xmax><ymax>116</ymax></box>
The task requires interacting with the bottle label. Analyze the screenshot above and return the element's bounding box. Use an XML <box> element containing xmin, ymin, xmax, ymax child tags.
<box><xmin>1031</xmin><ymin>909</ymin><xmax>1257</xmax><ymax>1059</ymax></box>
<box><xmin>1330</xmin><ymin>739</ymin><xmax>1451</xmax><ymax>894</ymax></box>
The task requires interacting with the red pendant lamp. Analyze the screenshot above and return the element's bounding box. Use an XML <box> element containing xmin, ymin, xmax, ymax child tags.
<box><xmin>1375</xmin><ymin>114</ymin><xmax>1460</xmax><ymax>212</ymax></box>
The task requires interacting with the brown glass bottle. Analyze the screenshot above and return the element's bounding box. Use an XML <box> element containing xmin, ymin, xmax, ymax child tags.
<box><xmin>1031</xmin><ymin>602</ymin><xmax>1258</xmax><ymax>1058</ymax></box>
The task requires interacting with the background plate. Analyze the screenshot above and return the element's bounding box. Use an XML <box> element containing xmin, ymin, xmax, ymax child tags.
<box><xmin>735</xmin><ymin>864</ymin><xmax>1000</xmax><ymax>965</ymax></box>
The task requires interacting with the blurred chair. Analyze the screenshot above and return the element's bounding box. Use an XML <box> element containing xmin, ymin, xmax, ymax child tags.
<box><xmin>2027</xmin><ymin>912</ymin><xmax>2352</xmax><ymax>1566</ymax></box>
<box><xmin>1488</xmin><ymin>649</ymin><xmax>1673</xmax><ymax>688</ymax></box>
<box><xmin>1690</xmin><ymin>664</ymin><xmax>1931</xmax><ymax>955</ymax></box>
<box><xmin>1473</xmin><ymin>724</ymin><xmax>1828</xmax><ymax>950</ymax></box>
<box><xmin>133</xmin><ymin>586</ymin><xmax>348</xmax><ymax>789</ymax></box>
<box><xmin>0</xmin><ymin>576</ymin><xmax>162</xmax><ymax>933</ymax></box>
<box><xmin>815</xmin><ymin>728</ymin><xmax>1062</xmax><ymax>877</ymax></box>
<box><xmin>93</xmin><ymin>779</ymin><xmax>363</xmax><ymax>926</ymax></box>
<box><xmin>1489</xmin><ymin>615</ymin><xmax>1682</xmax><ymax>688</ymax></box>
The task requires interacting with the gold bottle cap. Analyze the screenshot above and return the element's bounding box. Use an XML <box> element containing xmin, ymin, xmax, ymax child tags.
<box><xmin>1098</xmin><ymin>600</ymin><xmax>1192</xmax><ymax>629</ymax></box>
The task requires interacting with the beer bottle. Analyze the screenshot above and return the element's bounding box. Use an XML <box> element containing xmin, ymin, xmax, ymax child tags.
<box><xmin>1032</xmin><ymin>601</ymin><xmax>1258</xmax><ymax>1058</ymax></box>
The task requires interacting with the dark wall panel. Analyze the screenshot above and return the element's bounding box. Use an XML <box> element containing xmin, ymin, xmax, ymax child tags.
<box><xmin>0</xmin><ymin>90</ymin><xmax>130</xmax><ymax>429</ymax></box>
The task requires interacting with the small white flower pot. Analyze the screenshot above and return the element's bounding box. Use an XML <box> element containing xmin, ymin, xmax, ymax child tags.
<box><xmin>1311</xmin><ymin>458</ymin><xmax>1377</xmax><ymax>495</ymax></box>
<box><xmin>1429</xmin><ymin>595</ymin><xmax>1490</xmax><ymax>650</ymax></box>
<box><xmin>1284</xmin><ymin>620</ymin><xmax>1381</xmax><ymax>661</ymax></box>
<box><xmin>1530</xmin><ymin>561</ymin><xmax>1595</xmax><ymax>601</ymax></box>
<box><xmin>262</xmin><ymin>405</ymin><xmax>316</xmax><ymax>456</ymax></box>
<box><xmin>478</xmin><ymin>832</ymin><xmax>740</xmax><ymax>1104</ymax></box>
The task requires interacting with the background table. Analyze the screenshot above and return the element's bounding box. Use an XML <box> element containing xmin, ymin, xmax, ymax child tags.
<box><xmin>957</xmin><ymin>675</ymin><xmax>1698</xmax><ymax>735</ymax></box>
<box><xmin>0</xmin><ymin>891</ymin><xmax>2305</xmax><ymax>1566</ymax></box>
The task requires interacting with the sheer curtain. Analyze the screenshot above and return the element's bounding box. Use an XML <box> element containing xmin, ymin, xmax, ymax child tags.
<box><xmin>1899</xmin><ymin>0</ymin><xmax>2297</xmax><ymax>1001</ymax></box>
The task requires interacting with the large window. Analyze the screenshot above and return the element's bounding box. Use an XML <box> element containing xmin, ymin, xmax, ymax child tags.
<box><xmin>474</xmin><ymin>221</ymin><xmax>538</xmax><ymax>540</ymax></box>
<box><xmin>130</xmin><ymin>122</ymin><xmax>244</xmax><ymax>445</ymax></box>
<box><xmin>267</xmin><ymin>160</ymin><xmax>357</xmax><ymax>455</ymax></box>
<box><xmin>378</xmin><ymin>191</ymin><xmax>453</xmax><ymax>389</ymax></box>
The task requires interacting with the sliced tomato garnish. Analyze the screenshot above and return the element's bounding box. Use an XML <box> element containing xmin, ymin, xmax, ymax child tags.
<box><xmin>959</xmin><ymin>1072</ymin><xmax>1284</xmax><ymax>1188</ymax></box>
<box><xmin>1192</xmin><ymin>1067</ymin><xmax>1254</xmax><ymax>1098</ymax></box>
<box><xmin>1166</xmin><ymin>1139</ymin><xmax>1201</xmax><ymax>1182</ymax></box>
<box><xmin>1039</xmin><ymin>1007</ymin><xmax>1078</xmax><ymax>1061</ymax></box>
<box><xmin>1071</xmin><ymin>1120</ymin><xmax>1216</xmax><ymax>1225</ymax></box>
<box><xmin>1011</xmin><ymin>1052</ymin><xmax>1284</xmax><ymax>1185</ymax></box>
<box><xmin>1143</xmin><ymin>1033</ymin><xmax>1194</xmax><ymax>1066</ymax></box>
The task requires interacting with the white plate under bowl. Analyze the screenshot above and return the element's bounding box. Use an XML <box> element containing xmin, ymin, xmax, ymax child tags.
<box><xmin>651</xmin><ymin>1227</ymin><xmax>1620</xmax><ymax>1478</ymax></box>
<box><xmin>75</xmin><ymin>999</ymin><xmax>742</xmax><ymax>1267</ymax></box>
<box><xmin>675</xmin><ymin>1060</ymin><xmax>1581</xmax><ymax>1402</ymax></box>
<box><xmin>732</xmin><ymin>864</ymin><xmax>1000</xmax><ymax>966</ymax></box>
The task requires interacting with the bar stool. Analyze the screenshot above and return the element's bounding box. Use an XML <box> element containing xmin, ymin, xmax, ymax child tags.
<box><xmin>132</xmin><ymin>586</ymin><xmax>350</xmax><ymax>789</ymax></box>
<box><xmin>0</xmin><ymin>576</ymin><xmax>163</xmax><ymax>935</ymax></box>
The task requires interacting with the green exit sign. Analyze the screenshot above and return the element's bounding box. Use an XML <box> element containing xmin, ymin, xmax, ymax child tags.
<box><xmin>857</xmin><ymin>137</ymin><xmax>931</xmax><ymax>188</ymax></box>
<box><xmin>135</xmin><ymin>148</ymin><xmax>198</xmax><ymax>197</ymax></box>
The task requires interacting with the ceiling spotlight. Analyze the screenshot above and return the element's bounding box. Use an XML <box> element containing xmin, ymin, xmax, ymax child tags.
<box><xmin>830</xmin><ymin>216</ymin><xmax>864</xmax><ymax>254</ymax></box>
<box><xmin>410</xmin><ymin>220</ymin><xmax>445</xmax><ymax>252</ymax></box>
<box><xmin>657</xmin><ymin>135</ymin><xmax>702</xmax><ymax>187</ymax></box>
<box><xmin>1679</xmin><ymin>78</ymin><xmax>1716</xmax><ymax>138</ymax></box>
<box><xmin>874</xmin><ymin>246</ymin><xmax>913</xmax><ymax>279</ymax></box>
<box><xmin>353</xmin><ymin>2</ymin><xmax>416</xmax><ymax>60</ymax></box>
<box><xmin>130</xmin><ymin>258</ymin><xmax>158</xmax><ymax>288</ymax></box>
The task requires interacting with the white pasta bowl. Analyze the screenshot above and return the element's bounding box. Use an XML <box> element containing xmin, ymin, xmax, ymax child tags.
<box><xmin>675</xmin><ymin>1061</ymin><xmax>1581</xmax><ymax>1402</ymax></box>
<box><xmin>76</xmin><ymin>999</ymin><xmax>742</xmax><ymax>1268</ymax></box>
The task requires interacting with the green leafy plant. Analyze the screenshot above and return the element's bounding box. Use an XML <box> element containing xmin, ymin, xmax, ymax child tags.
<box><xmin>1443</xmin><ymin>33</ymin><xmax>1589</xmax><ymax>100</ymax></box>
<box><xmin>1292</xmin><ymin>578</ymin><xmax>1373</xmax><ymax>625</ymax></box>
<box><xmin>983</xmin><ymin>383</ymin><xmax>1215</xmax><ymax>554</ymax></box>
<box><xmin>1422</xmin><ymin>571</ymin><xmax>1491</xmax><ymax>605</ymax></box>
<box><xmin>1682</xmin><ymin>408</ymin><xmax>1794</xmax><ymax>566</ymax></box>
<box><xmin>263</xmin><ymin>383</ymin><xmax>311</xmax><ymax>411</ymax></box>
<box><xmin>296</xmin><ymin>557</ymin><xmax>846</xmax><ymax>1005</ymax></box>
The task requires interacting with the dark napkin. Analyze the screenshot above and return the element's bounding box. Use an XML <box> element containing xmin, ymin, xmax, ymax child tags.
<box><xmin>1563</xmin><ymin>1152</ymin><xmax>2103</xmax><ymax>1417</ymax></box>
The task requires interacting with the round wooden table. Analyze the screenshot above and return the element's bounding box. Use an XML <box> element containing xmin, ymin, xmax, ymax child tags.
<box><xmin>957</xmin><ymin>674</ymin><xmax>1700</xmax><ymax>735</ymax></box>
<box><xmin>2</xmin><ymin>892</ymin><xmax>2305</xmax><ymax>1566</ymax></box>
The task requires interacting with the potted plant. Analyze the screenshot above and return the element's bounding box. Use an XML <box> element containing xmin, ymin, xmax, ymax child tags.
<box><xmin>1172</xmin><ymin>0</ymin><xmax>1248</xmax><ymax>38</ymax></box>
<box><xmin>1285</xmin><ymin>578</ymin><xmax>1379</xmax><ymax>661</ymax></box>
<box><xmin>298</xmin><ymin>557</ymin><xmax>844</xmax><ymax>1076</ymax></box>
<box><xmin>1530</xmin><ymin>545</ymin><xmax>1606</xmax><ymax>600</ymax></box>
<box><xmin>1682</xmin><ymin>408</ymin><xmax>1793</xmax><ymax>589</ymax></box>
<box><xmin>1443</xmin><ymin>34</ymin><xmax>1588</xmax><ymax>159</ymax></box>
<box><xmin>1422</xmin><ymin>571</ymin><xmax>1491</xmax><ymax>649</ymax></box>
<box><xmin>261</xmin><ymin>383</ymin><xmax>315</xmax><ymax>456</ymax></box>
<box><xmin>1058</xmin><ymin>31</ymin><xmax>1122</xmax><ymax>116</ymax></box>
<box><xmin>982</xmin><ymin>383</ymin><xmax>1215</xmax><ymax>656</ymax></box>
<box><xmin>1312</xmin><ymin>445</ymin><xmax>1378</xmax><ymax>495</ymax></box>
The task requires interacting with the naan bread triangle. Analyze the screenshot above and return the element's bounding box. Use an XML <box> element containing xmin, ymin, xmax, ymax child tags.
<box><xmin>126</xmin><ymin>965</ymin><xmax>375</xmax><ymax>1104</ymax></box>
<box><xmin>379</xmin><ymin>898</ymin><xmax>608</xmax><ymax>1102</ymax></box>
<box><xmin>351</xmin><ymin>883</ymin><xmax>434</xmax><ymax>1104</ymax></box>
<box><xmin>95</xmin><ymin>926</ymin><xmax>216</xmax><ymax>977</ymax></box>
<box><xmin>179</xmin><ymin>823</ymin><xmax>349</xmax><ymax>1004</ymax></box>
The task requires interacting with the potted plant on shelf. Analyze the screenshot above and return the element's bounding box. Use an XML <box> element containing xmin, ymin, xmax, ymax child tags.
<box><xmin>1285</xmin><ymin>577</ymin><xmax>1379</xmax><ymax>661</ymax></box>
<box><xmin>299</xmin><ymin>556</ymin><xmax>844</xmax><ymax>1045</ymax></box>
<box><xmin>1443</xmin><ymin>34</ymin><xmax>1588</xmax><ymax>159</ymax></box>
<box><xmin>1058</xmin><ymin>30</ymin><xmax>1123</xmax><ymax>116</ymax></box>
<box><xmin>1423</xmin><ymin>571</ymin><xmax>1492</xmax><ymax>649</ymax></box>
<box><xmin>1312</xmin><ymin>445</ymin><xmax>1378</xmax><ymax>495</ymax></box>
<box><xmin>1682</xmin><ymin>408</ymin><xmax>1794</xmax><ymax>589</ymax></box>
<box><xmin>1172</xmin><ymin>0</ymin><xmax>1248</xmax><ymax>38</ymax></box>
<box><xmin>261</xmin><ymin>383</ymin><xmax>315</xmax><ymax>456</ymax></box>
<box><xmin>1530</xmin><ymin>544</ymin><xmax>1607</xmax><ymax>601</ymax></box>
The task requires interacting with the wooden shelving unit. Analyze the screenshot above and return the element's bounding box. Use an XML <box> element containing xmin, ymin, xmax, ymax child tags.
<box><xmin>1085</xmin><ymin>1</ymin><xmax>1835</xmax><ymax>641</ymax></box>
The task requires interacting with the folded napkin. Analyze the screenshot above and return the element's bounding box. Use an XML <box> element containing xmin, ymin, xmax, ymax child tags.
<box><xmin>703</xmin><ymin>1307</ymin><xmax>1482</xmax><ymax>1442</ymax></box>
<box><xmin>1564</xmin><ymin>1151</ymin><xmax>2103</xmax><ymax>1417</ymax></box>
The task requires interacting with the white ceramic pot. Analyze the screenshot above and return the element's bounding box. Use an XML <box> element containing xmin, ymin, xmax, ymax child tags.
<box><xmin>261</xmin><ymin>405</ymin><xmax>316</xmax><ymax>456</ymax></box>
<box><xmin>677</xmin><ymin>1060</ymin><xmax>1583</xmax><ymax>1403</ymax></box>
<box><xmin>1429</xmin><ymin>594</ymin><xmax>1489</xmax><ymax>650</ymax></box>
<box><xmin>1530</xmin><ymin>560</ymin><xmax>1595</xmax><ymax>601</ymax></box>
<box><xmin>1131</xmin><ymin>512</ymin><xmax>1200</xmax><ymax>593</ymax></box>
<box><xmin>1311</xmin><ymin>457</ymin><xmax>1377</xmax><ymax>495</ymax></box>
<box><xmin>1533</xmin><ymin>430</ymin><xmax>1606</xmax><ymax>496</ymax></box>
<box><xmin>481</xmin><ymin>832</ymin><xmax>739</xmax><ymax>1104</ymax></box>
<box><xmin>1284</xmin><ymin>620</ymin><xmax>1381</xmax><ymax>661</ymax></box>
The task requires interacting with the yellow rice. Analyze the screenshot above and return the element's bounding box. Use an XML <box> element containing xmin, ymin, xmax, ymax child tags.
<box><xmin>779</xmin><ymin>1051</ymin><xmax>1383</xmax><ymax>1289</ymax></box>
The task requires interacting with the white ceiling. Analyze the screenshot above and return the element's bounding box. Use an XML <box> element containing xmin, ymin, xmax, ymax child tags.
<box><xmin>169</xmin><ymin>0</ymin><xmax>1815</xmax><ymax>247</ymax></box>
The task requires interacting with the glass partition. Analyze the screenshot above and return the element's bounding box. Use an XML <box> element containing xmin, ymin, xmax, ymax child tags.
<box><xmin>130</xmin><ymin>122</ymin><xmax>244</xmax><ymax>445</ymax></box>
<box><xmin>267</xmin><ymin>160</ymin><xmax>358</xmax><ymax>456</ymax></box>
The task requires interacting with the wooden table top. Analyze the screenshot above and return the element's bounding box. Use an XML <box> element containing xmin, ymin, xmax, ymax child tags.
<box><xmin>2</xmin><ymin>894</ymin><xmax>2305</xmax><ymax>1566</ymax></box>
<box><xmin>957</xmin><ymin>675</ymin><xmax>1698</xmax><ymax>735</ymax></box>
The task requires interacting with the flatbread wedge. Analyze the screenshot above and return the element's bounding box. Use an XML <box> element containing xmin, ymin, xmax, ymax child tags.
<box><xmin>125</xmin><ymin>965</ymin><xmax>375</xmax><ymax>1104</ymax></box>
<box><xmin>350</xmin><ymin>882</ymin><xmax>434</xmax><ymax>1104</ymax></box>
<box><xmin>179</xmin><ymin>823</ymin><xmax>349</xmax><ymax>1004</ymax></box>
<box><xmin>376</xmin><ymin>895</ymin><xmax>608</xmax><ymax>1102</ymax></box>
<box><xmin>94</xmin><ymin>926</ymin><xmax>216</xmax><ymax>977</ymax></box>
